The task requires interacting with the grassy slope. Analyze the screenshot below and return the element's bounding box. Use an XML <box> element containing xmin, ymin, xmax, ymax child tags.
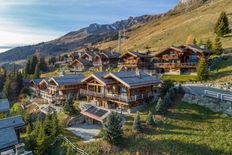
<box><xmin>98</xmin><ymin>0</ymin><xmax>232</xmax><ymax>53</ymax></box>
<box><xmin>77</xmin><ymin>102</ymin><xmax>232</xmax><ymax>155</ymax></box>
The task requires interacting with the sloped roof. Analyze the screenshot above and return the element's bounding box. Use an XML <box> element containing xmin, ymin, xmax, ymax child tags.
<box><xmin>71</xmin><ymin>59</ymin><xmax>93</xmax><ymax>66</ymax></box>
<box><xmin>0</xmin><ymin>127</ymin><xmax>18</xmax><ymax>150</ymax></box>
<box><xmin>81</xmin><ymin>72</ymin><xmax>114</xmax><ymax>85</ymax></box>
<box><xmin>0</xmin><ymin>99</ymin><xmax>10</xmax><ymax>113</ymax></box>
<box><xmin>51</xmin><ymin>74</ymin><xmax>85</xmax><ymax>86</ymax></box>
<box><xmin>102</xmin><ymin>51</ymin><xmax>120</xmax><ymax>59</ymax></box>
<box><xmin>104</xmin><ymin>71</ymin><xmax>160</xmax><ymax>88</ymax></box>
<box><xmin>81</xmin><ymin>51</ymin><xmax>97</xmax><ymax>58</ymax></box>
<box><xmin>120</xmin><ymin>51</ymin><xmax>152</xmax><ymax>58</ymax></box>
<box><xmin>183</xmin><ymin>44</ymin><xmax>211</xmax><ymax>54</ymax></box>
<box><xmin>30</xmin><ymin>79</ymin><xmax>43</xmax><ymax>85</ymax></box>
<box><xmin>0</xmin><ymin>116</ymin><xmax>25</xmax><ymax>130</ymax></box>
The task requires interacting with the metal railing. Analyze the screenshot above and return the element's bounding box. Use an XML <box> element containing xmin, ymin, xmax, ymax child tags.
<box><xmin>204</xmin><ymin>90</ymin><xmax>232</xmax><ymax>102</ymax></box>
<box><xmin>80</xmin><ymin>89</ymin><xmax>154</xmax><ymax>102</ymax></box>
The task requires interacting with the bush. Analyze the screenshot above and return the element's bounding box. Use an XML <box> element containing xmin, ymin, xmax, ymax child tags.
<box><xmin>160</xmin><ymin>80</ymin><xmax>174</xmax><ymax>97</ymax></box>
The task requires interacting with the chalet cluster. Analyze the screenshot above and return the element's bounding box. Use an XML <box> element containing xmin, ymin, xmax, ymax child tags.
<box><xmin>29</xmin><ymin>70</ymin><xmax>160</xmax><ymax>124</ymax></box>
<box><xmin>61</xmin><ymin>44</ymin><xmax>211</xmax><ymax>75</ymax></box>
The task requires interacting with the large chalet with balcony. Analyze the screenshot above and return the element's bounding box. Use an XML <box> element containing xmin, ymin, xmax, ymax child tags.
<box><xmin>93</xmin><ymin>51</ymin><xmax>120</xmax><ymax>71</ymax></box>
<box><xmin>39</xmin><ymin>74</ymin><xmax>85</xmax><ymax>103</ymax></box>
<box><xmin>118</xmin><ymin>51</ymin><xmax>154</xmax><ymax>72</ymax></box>
<box><xmin>80</xmin><ymin>71</ymin><xmax>160</xmax><ymax>114</ymax></box>
<box><xmin>154</xmin><ymin>45</ymin><xmax>212</xmax><ymax>75</ymax></box>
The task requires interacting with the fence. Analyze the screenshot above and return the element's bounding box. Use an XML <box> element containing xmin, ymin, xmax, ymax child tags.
<box><xmin>204</xmin><ymin>90</ymin><xmax>232</xmax><ymax>102</ymax></box>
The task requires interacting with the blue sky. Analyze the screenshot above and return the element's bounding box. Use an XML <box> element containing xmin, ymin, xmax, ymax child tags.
<box><xmin>0</xmin><ymin>0</ymin><xmax>179</xmax><ymax>52</ymax></box>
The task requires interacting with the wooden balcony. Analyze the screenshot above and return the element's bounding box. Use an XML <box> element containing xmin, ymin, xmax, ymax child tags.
<box><xmin>48</xmin><ymin>84</ymin><xmax>59</xmax><ymax>91</ymax></box>
<box><xmin>155</xmin><ymin>62</ymin><xmax>197</xmax><ymax>69</ymax></box>
<box><xmin>80</xmin><ymin>89</ymin><xmax>154</xmax><ymax>102</ymax></box>
<box><xmin>162</xmin><ymin>54</ymin><xmax>178</xmax><ymax>60</ymax></box>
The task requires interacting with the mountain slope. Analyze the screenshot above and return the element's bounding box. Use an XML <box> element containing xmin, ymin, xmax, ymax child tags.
<box><xmin>98</xmin><ymin>0</ymin><xmax>232</xmax><ymax>53</ymax></box>
<box><xmin>0</xmin><ymin>14</ymin><xmax>161</xmax><ymax>62</ymax></box>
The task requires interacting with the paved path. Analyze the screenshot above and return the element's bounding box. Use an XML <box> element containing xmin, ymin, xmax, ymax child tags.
<box><xmin>183</xmin><ymin>84</ymin><xmax>232</xmax><ymax>96</ymax></box>
<box><xmin>67</xmin><ymin>124</ymin><xmax>102</xmax><ymax>142</ymax></box>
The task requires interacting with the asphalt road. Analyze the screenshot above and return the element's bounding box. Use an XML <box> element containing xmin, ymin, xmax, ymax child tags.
<box><xmin>183</xmin><ymin>84</ymin><xmax>232</xmax><ymax>96</ymax></box>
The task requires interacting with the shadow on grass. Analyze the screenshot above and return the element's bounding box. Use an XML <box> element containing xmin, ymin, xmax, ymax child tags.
<box><xmin>121</xmin><ymin>136</ymin><xmax>229</xmax><ymax>155</ymax></box>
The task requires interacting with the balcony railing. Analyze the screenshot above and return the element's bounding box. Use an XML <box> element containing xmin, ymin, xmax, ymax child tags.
<box><xmin>80</xmin><ymin>89</ymin><xmax>154</xmax><ymax>102</ymax></box>
<box><xmin>162</xmin><ymin>54</ymin><xmax>178</xmax><ymax>60</ymax></box>
<box><xmin>155</xmin><ymin>62</ymin><xmax>197</xmax><ymax>68</ymax></box>
<box><xmin>48</xmin><ymin>84</ymin><xmax>59</xmax><ymax>90</ymax></box>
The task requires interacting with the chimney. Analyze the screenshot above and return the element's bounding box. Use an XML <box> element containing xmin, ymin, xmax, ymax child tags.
<box><xmin>15</xmin><ymin>143</ymin><xmax>25</xmax><ymax>155</ymax></box>
<box><xmin>135</xmin><ymin>68</ymin><xmax>141</xmax><ymax>78</ymax></box>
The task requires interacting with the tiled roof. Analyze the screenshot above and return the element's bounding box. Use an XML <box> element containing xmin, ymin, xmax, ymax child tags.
<box><xmin>105</xmin><ymin>71</ymin><xmax>160</xmax><ymax>88</ymax></box>
<box><xmin>0</xmin><ymin>127</ymin><xmax>18</xmax><ymax>150</ymax></box>
<box><xmin>0</xmin><ymin>99</ymin><xmax>10</xmax><ymax>113</ymax></box>
<box><xmin>52</xmin><ymin>74</ymin><xmax>85</xmax><ymax>85</ymax></box>
<box><xmin>0</xmin><ymin>116</ymin><xmax>24</xmax><ymax>130</ymax></box>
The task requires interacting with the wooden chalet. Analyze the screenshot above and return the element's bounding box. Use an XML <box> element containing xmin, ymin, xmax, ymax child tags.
<box><xmin>69</xmin><ymin>59</ymin><xmax>93</xmax><ymax>72</ymax></box>
<box><xmin>93</xmin><ymin>51</ymin><xmax>120</xmax><ymax>71</ymax></box>
<box><xmin>40</xmin><ymin>74</ymin><xmax>85</xmax><ymax>103</ymax></box>
<box><xmin>154</xmin><ymin>45</ymin><xmax>212</xmax><ymax>75</ymax></box>
<box><xmin>67</xmin><ymin>51</ymin><xmax>82</xmax><ymax>63</ymax></box>
<box><xmin>80</xmin><ymin>51</ymin><xmax>97</xmax><ymax>62</ymax></box>
<box><xmin>29</xmin><ymin>79</ymin><xmax>44</xmax><ymax>96</ymax></box>
<box><xmin>118</xmin><ymin>51</ymin><xmax>153</xmax><ymax>71</ymax></box>
<box><xmin>80</xmin><ymin>71</ymin><xmax>160</xmax><ymax>113</ymax></box>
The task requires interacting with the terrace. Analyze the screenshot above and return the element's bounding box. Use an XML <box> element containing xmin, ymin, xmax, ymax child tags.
<box><xmin>80</xmin><ymin>89</ymin><xmax>154</xmax><ymax>102</ymax></box>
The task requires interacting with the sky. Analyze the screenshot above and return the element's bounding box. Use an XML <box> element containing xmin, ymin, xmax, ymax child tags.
<box><xmin>0</xmin><ymin>0</ymin><xmax>179</xmax><ymax>53</ymax></box>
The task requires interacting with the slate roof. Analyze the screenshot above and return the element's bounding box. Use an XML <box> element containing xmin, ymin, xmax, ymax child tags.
<box><xmin>30</xmin><ymin>79</ymin><xmax>43</xmax><ymax>85</ymax></box>
<box><xmin>129</xmin><ymin>51</ymin><xmax>152</xmax><ymax>58</ymax></box>
<box><xmin>72</xmin><ymin>59</ymin><xmax>93</xmax><ymax>66</ymax></box>
<box><xmin>102</xmin><ymin>51</ymin><xmax>120</xmax><ymax>59</ymax></box>
<box><xmin>184</xmin><ymin>44</ymin><xmax>211</xmax><ymax>53</ymax></box>
<box><xmin>82</xmin><ymin>51</ymin><xmax>97</xmax><ymax>58</ymax></box>
<box><xmin>0</xmin><ymin>127</ymin><xmax>18</xmax><ymax>150</ymax></box>
<box><xmin>0</xmin><ymin>99</ymin><xmax>10</xmax><ymax>113</ymax></box>
<box><xmin>105</xmin><ymin>71</ymin><xmax>160</xmax><ymax>88</ymax></box>
<box><xmin>91</xmin><ymin>72</ymin><xmax>114</xmax><ymax>84</ymax></box>
<box><xmin>0</xmin><ymin>116</ymin><xmax>25</xmax><ymax>130</ymax></box>
<box><xmin>51</xmin><ymin>74</ymin><xmax>85</xmax><ymax>85</ymax></box>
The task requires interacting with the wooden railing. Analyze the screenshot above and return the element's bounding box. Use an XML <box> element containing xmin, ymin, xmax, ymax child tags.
<box><xmin>80</xmin><ymin>89</ymin><xmax>154</xmax><ymax>102</ymax></box>
<box><xmin>155</xmin><ymin>62</ymin><xmax>197</xmax><ymax>68</ymax></box>
<box><xmin>162</xmin><ymin>54</ymin><xmax>178</xmax><ymax>60</ymax></box>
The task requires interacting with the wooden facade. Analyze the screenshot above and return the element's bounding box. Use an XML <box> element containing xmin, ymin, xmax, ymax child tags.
<box><xmin>93</xmin><ymin>51</ymin><xmax>120</xmax><ymax>71</ymax></box>
<box><xmin>154</xmin><ymin>45</ymin><xmax>212</xmax><ymax>75</ymax></box>
<box><xmin>118</xmin><ymin>51</ymin><xmax>153</xmax><ymax>71</ymax></box>
<box><xmin>69</xmin><ymin>59</ymin><xmax>93</xmax><ymax>72</ymax></box>
<box><xmin>80</xmin><ymin>72</ymin><xmax>160</xmax><ymax>112</ymax></box>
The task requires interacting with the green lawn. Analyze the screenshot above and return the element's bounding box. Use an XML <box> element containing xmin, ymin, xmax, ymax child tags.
<box><xmin>161</xmin><ymin>74</ymin><xmax>198</xmax><ymax>82</ymax></box>
<box><xmin>78</xmin><ymin>102</ymin><xmax>232</xmax><ymax>155</ymax></box>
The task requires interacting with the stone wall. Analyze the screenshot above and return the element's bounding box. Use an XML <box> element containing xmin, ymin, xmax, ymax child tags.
<box><xmin>182</xmin><ymin>93</ymin><xmax>232</xmax><ymax>116</ymax></box>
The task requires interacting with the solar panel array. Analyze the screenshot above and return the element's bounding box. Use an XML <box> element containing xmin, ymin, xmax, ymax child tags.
<box><xmin>85</xmin><ymin>106</ymin><xmax>108</xmax><ymax>117</ymax></box>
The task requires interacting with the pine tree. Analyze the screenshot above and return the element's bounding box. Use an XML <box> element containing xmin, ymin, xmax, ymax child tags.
<box><xmin>206</xmin><ymin>39</ymin><xmax>213</xmax><ymax>51</ymax></box>
<box><xmin>197</xmin><ymin>58</ymin><xmax>209</xmax><ymax>81</ymax></box>
<box><xmin>103</xmin><ymin>112</ymin><xmax>123</xmax><ymax>145</ymax></box>
<box><xmin>177</xmin><ymin>84</ymin><xmax>185</xmax><ymax>94</ymax></box>
<box><xmin>51</xmin><ymin>113</ymin><xmax>61</xmax><ymax>138</ymax></box>
<box><xmin>169</xmin><ymin>87</ymin><xmax>176</xmax><ymax>101</ymax></box>
<box><xmin>16</xmin><ymin>72</ymin><xmax>24</xmax><ymax>95</ymax></box>
<box><xmin>34</xmin><ymin>64</ymin><xmax>40</xmax><ymax>79</ymax></box>
<box><xmin>146</xmin><ymin>111</ymin><xmax>155</xmax><ymax>126</ymax></box>
<box><xmin>64</xmin><ymin>94</ymin><xmax>77</xmax><ymax>115</ymax></box>
<box><xmin>39</xmin><ymin>57</ymin><xmax>48</xmax><ymax>72</ymax></box>
<box><xmin>213</xmin><ymin>37</ymin><xmax>223</xmax><ymax>55</ymax></box>
<box><xmin>30</xmin><ymin>55</ymin><xmax>38</xmax><ymax>74</ymax></box>
<box><xmin>133</xmin><ymin>112</ymin><xmax>142</xmax><ymax>132</ymax></box>
<box><xmin>193</xmin><ymin>38</ymin><xmax>197</xmax><ymax>45</ymax></box>
<box><xmin>35</xmin><ymin>123</ymin><xmax>47</xmax><ymax>155</ymax></box>
<box><xmin>25</xmin><ymin>59</ymin><xmax>31</xmax><ymax>76</ymax></box>
<box><xmin>3</xmin><ymin>75</ymin><xmax>12</xmax><ymax>101</ymax></box>
<box><xmin>160</xmin><ymin>80</ymin><xmax>174</xmax><ymax>97</ymax></box>
<box><xmin>214</xmin><ymin>12</ymin><xmax>230</xmax><ymax>37</ymax></box>
<box><xmin>156</xmin><ymin>98</ymin><xmax>166</xmax><ymax>115</ymax></box>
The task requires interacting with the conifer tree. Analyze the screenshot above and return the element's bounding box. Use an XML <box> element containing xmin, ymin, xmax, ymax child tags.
<box><xmin>133</xmin><ymin>112</ymin><xmax>142</xmax><ymax>132</ymax></box>
<box><xmin>215</xmin><ymin>12</ymin><xmax>230</xmax><ymax>37</ymax></box>
<box><xmin>169</xmin><ymin>87</ymin><xmax>176</xmax><ymax>101</ymax></box>
<box><xmin>206</xmin><ymin>39</ymin><xmax>213</xmax><ymax>50</ymax></box>
<box><xmin>193</xmin><ymin>38</ymin><xmax>197</xmax><ymax>45</ymax></box>
<box><xmin>160</xmin><ymin>80</ymin><xmax>174</xmax><ymax>97</ymax></box>
<box><xmin>34</xmin><ymin>64</ymin><xmax>40</xmax><ymax>79</ymax></box>
<box><xmin>39</xmin><ymin>57</ymin><xmax>48</xmax><ymax>72</ymax></box>
<box><xmin>146</xmin><ymin>111</ymin><xmax>155</xmax><ymax>126</ymax></box>
<box><xmin>156</xmin><ymin>98</ymin><xmax>166</xmax><ymax>115</ymax></box>
<box><xmin>25</xmin><ymin>59</ymin><xmax>31</xmax><ymax>76</ymax></box>
<box><xmin>35</xmin><ymin>124</ymin><xmax>47</xmax><ymax>155</ymax></box>
<box><xmin>64</xmin><ymin>94</ymin><xmax>77</xmax><ymax>115</ymax></box>
<box><xmin>213</xmin><ymin>37</ymin><xmax>223</xmax><ymax>55</ymax></box>
<box><xmin>30</xmin><ymin>55</ymin><xmax>38</xmax><ymax>74</ymax></box>
<box><xmin>3</xmin><ymin>75</ymin><xmax>12</xmax><ymax>101</ymax></box>
<box><xmin>51</xmin><ymin>113</ymin><xmax>61</xmax><ymax>138</ymax></box>
<box><xmin>103</xmin><ymin>112</ymin><xmax>123</xmax><ymax>145</ymax></box>
<box><xmin>197</xmin><ymin>58</ymin><xmax>209</xmax><ymax>81</ymax></box>
<box><xmin>177</xmin><ymin>84</ymin><xmax>185</xmax><ymax>94</ymax></box>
